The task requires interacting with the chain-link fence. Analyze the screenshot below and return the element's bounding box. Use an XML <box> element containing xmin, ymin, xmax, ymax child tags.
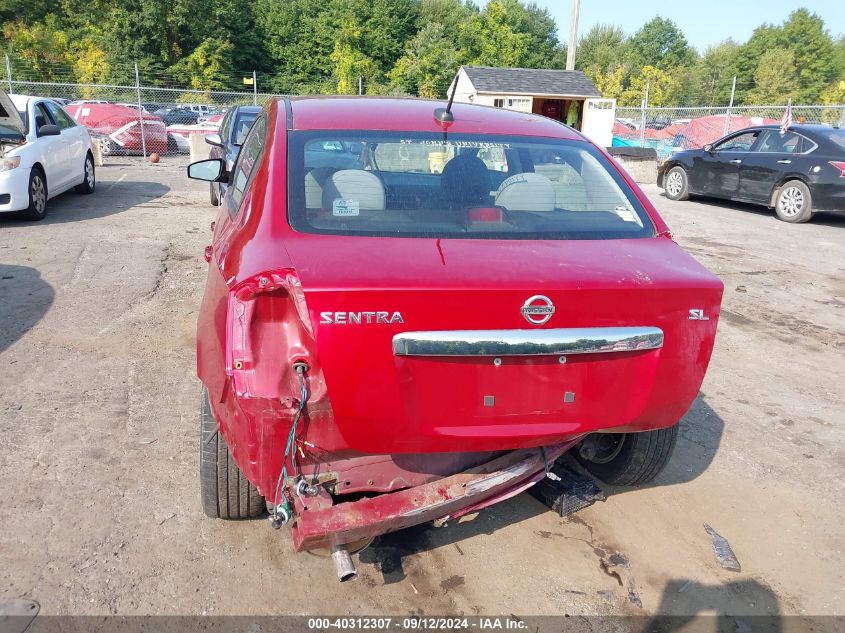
<box><xmin>5</xmin><ymin>55</ymin><xmax>844</xmax><ymax>159</ymax></box>
<box><xmin>614</xmin><ymin>105</ymin><xmax>845</xmax><ymax>160</ymax></box>
<box><xmin>4</xmin><ymin>63</ymin><xmax>286</xmax><ymax>156</ymax></box>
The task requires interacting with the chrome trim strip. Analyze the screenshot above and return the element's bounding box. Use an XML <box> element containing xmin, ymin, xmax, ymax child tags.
<box><xmin>392</xmin><ymin>327</ymin><xmax>664</xmax><ymax>357</ymax></box>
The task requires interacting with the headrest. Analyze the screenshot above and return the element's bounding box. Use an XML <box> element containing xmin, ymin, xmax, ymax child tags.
<box><xmin>322</xmin><ymin>170</ymin><xmax>385</xmax><ymax>211</ymax></box>
<box><xmin>495</xmin><ymin>173</ymin><xmax>556</xmax><ymax>212</ymax></box>
<box><xmin>305</xmin><ymin>167</ymin><xmax>334</xmax><ymax>208</ymax></box>
<box><xmin>440</xmin><ymin>154</ymin><xmax>491</xmax><ymax>204</ymax></box>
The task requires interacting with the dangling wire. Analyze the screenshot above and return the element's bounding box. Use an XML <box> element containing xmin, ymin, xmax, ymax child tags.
<box><xmin>271</xmin><ymin>367</ymin><xmax>308</xmax><ymax>524</ymax></box>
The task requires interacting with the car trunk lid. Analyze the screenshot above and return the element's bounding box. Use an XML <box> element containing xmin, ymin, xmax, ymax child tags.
<box><xmin>0</xmin><ymin>88</ymin><xmax>26</xmax><ymax>147</ymax></box>
<box><xmin>284</xmin><ymin>235</ymin><xmax>722</xmax><ymax>453</ymax></box>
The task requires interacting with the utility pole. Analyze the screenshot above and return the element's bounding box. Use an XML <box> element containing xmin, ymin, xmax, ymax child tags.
<box><xmin>565</xmin><ymin>0</ymin><xmax>580</xmax><ymax>71</ymax></box>
<box><xmin>134</xmin><ymin>63</ymin><xmax>147</xmax><ymax>158</ymax></box>
<box><xmin>358</xmin><ymin>77</ymin><xmax>363</xmax><ymax>96</ymax></box>
<box><xmin>724</xmin><ymin>76</ymin><xmax>737</xmax><ymax>135</ymax></box>
<box><xmin>253</xmin><ymin>70</ymin><xmax>257</xmax><ymax>106</ymax></box>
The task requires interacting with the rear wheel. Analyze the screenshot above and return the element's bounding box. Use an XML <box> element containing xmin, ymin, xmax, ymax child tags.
<box><xmin>774</xmin><ymin>180</ymin><xmax>813</xmax><ymax>223</ymax></box>
<box><xmin>75</xmin><ymin>152</ymin><xmax>96</xmax><ymax>194</ymax></box>
<box><xmin>21</xmin><ymin>167</ymin><xmax>48</xmax><ymax>221</ymax></box>
<box><xmin>664</xmin><ymin>166</ymin><xmax>689</xmax><ymax>201</ymax></box>
<box><xmin>199</xmin><ymin>387</ymin><xmax>265</xmax><ymax>519</ymax></box>
<box><xmin>575</xmin><ymin>425</ymin><xmax>678</xmax><ymax>486</ymax></box>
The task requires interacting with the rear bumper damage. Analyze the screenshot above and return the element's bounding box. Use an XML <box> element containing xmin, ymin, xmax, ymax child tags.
<box><xmin>291</xmin><ymin>439</ymin><xmax>580</xmax><ymax>551</ymax></box>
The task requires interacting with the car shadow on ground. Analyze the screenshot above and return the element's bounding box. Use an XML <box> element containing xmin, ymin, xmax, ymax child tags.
<box><xmin>0</xmin><ymin>180</ymin><xmax>170</xmax><ymax>227</ymax></box>
<box><xmin>662</xmin><ymin>191</ymin><xmax>845</xmax><ymax>228</ymax></box>
<box><xmin>638</xmin><ymin>578</ymin><xmax>784</xmax><ymax>631</ymax></box>
<box><xmin>0</xmin><ymin>264</ymin><xmax>54</xmax><ymax>353</ymax></box>
<box><xmin>360</xmin><ymin>393</ymin><xmax>724</xmax><ymax>585</ymax></box>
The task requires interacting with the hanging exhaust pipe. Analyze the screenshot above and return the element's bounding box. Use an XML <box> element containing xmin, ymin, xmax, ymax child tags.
<box><xmin>331</xmin><ymin>544</ymin><xmax>357</xmax><ymax>582</ymax></box>
<box><xmin>330</xmin><ymin>544</ymin><xmax>357</xmax><ymax>582</ymax></box>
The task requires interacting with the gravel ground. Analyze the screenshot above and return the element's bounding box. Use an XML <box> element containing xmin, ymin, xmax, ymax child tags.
<box><xmin>0</xmin><ymin>157</ymin><xmax>843</xmax><ymax>621</ymax></box>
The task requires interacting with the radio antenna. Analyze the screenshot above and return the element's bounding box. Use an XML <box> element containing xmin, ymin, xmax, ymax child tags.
<box><xmin>434</xmin><ymin>70</ymin><xmax>459</xmax><ymax>125</ymax></box>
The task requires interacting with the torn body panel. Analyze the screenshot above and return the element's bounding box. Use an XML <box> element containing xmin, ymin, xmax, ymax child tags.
<box><xmin>291</xmin><ymin>440</ymin><xmax>579</xmax><ymax>551</ymax></box>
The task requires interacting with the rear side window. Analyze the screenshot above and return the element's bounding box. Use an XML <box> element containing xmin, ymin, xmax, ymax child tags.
<box><xmin>287</xmin><ymin>132</ymin><xmax>654</xmax><ymax>240</ymax></box>
<box><xmin>227</xmin><ymin>115</ymin><xmax>266</xmax><ymax>216</ymax></box>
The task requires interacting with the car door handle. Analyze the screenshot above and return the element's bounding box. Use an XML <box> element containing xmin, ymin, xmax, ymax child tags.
<box><xmin>777</xmin><ymin>159</ymin><xmax>792</xmax><ymax>164</ymax></box>
<box><xmin>729</xmin><ymin>159</ymin><xmax>742</xmax><ymax>164</ymax></box>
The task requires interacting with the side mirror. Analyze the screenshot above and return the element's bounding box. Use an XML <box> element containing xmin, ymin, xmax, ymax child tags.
<box><xmin>703</xmin><ymin>144</ymin><xmax>714</xmax><ymax>153</ymax></box>
<box><xmin>205</xmin><ymin>133</ymin><xmax>223</xmax><ymax>148</ymax></box>
<box><xmin>38</xmin><ymin>124</ymin><xmax>61</xmax><ymax>137</ymax></box>
<box><xmin>188</xmin><ymin>158</ymin><xmax>227</xmax><ymax>182</ymax></box>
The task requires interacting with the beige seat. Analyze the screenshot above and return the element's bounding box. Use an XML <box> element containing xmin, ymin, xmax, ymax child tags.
<box><xmin>494</xmin><ymin>173</ymin><xmax>556</xmax><ymax>212</ymax></box>
<box><xmin>305</xmin><ymin>168</ymin><xmax>335</xmax><ymax>208</ymax></box>
<box><xmin>322</xmin><ymin>169</ymin><xmax>386</xmax><ymax>211</ymax></box>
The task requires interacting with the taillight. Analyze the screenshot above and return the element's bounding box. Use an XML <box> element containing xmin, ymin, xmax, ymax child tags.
<box><xmin>226</xmin><ymin>270</ymin><xmax>319</xmax><ymax>400</ymax></box>
<box><xmin>830</xmin><ymin>161</ymin><xmax>845</xmax><ymax>178</ymax></box>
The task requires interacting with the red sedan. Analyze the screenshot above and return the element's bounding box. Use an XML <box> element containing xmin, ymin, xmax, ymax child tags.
<box><xmin>188</xmin><ymin>97</ymin><xmax>723</xmax><ymax>580</ymax></box>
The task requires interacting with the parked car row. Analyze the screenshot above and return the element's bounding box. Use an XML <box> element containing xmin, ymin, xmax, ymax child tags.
<box><xmin>658</xmin><ymin>124</ymin><xmax>845</xmax><ymax>223</ymax></box>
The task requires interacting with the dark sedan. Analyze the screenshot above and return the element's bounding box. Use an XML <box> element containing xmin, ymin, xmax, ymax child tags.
<box><xmin>204</xmin><ymin>105</ymin><xmax>261</xmax><ymax>205</ymax></box>
<box><xmin>658</xmin><ymin>125</ymin><xmax>845</xmax><ymax>223</ymax></box>
<box><xmin>153</xmin><ymin>106</ymin><xmax>199</xmax><ymax>126</ymax></box>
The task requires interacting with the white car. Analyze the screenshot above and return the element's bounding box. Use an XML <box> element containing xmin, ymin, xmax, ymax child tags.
<box><xmin>0</xmin><ymin>90</ymin><xmax>95</xmax><ymax>220</ymax></box>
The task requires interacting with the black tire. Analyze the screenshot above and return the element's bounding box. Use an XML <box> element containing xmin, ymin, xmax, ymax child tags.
<box><xmin>21</xmin><ymin>167</ymin><xmax>48</xmax><ymax>221</ymax></box>
<box><xmin>774</xmin><ymin>180</ymin><xmax>813</xmax><ymax>223</ymax></box>
<box><xmin>210</xmin><ymin>182</ymin><xmax>219</xmax><ymax>206</ymax></box>
<box><xmin>167</xmin><ymin>134</ymin><xmax>179</xmax><ymax>154</ymax></box>
<box><xmin>575</xmin><ymin>425</ymin><xmax>679</xmax><ymax>486</ymax></box>
<box><xmin>663</xmin><ymin>166</ymin><xmax>689</xmax><ymax>201</ymax></box>
<box><xmin>200</xmin><ymin>387</ymin><xmax>265</xmax><ymax>519</ymax></box>
<box><xmin>75</xmin><ymin>152</ymin><xmax>96</xmax><ymax>194</ymax></box>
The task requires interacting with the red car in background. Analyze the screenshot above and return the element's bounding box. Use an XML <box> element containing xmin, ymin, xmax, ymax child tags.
<box><xmin>187</xmin><ymin>97</ymin><xmax>723</xmax><ymax>580</ymax></box>
<box><xmin>65</xmin><ymin>103</ymin><xmax>167</xmax><ymax>155</ymax></box>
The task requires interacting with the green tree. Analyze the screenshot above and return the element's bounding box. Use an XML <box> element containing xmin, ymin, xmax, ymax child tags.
<box><xmin>575</xmin><ymin>24</ymin><xmax>626</xmax><ymax>73</ymax></box>
<box><xmin>589</xmin><ymin>65</ymin><xmax>626</xmax><ymax>100</ymax></box>
<box><xmin>746</xmin><ymin>48</ymin><xmax>799</xmax><ymax>104</ymax></box>
<box><xmin>330</xmin><ymin>17</ymin><xmax>373</xmax><ymax>94</ymax></box>
<box><xmin>619</xmin><ymin>65</ymin><xmax>681</xmax><ymax>106</ymax></box>
<box><xmin>733</xmin><ymin>9</ymin><xmax>838</xmax><ymax>104</ymax></box>
<box><xmin>389</xmin><ymin>22</ymin><xmax>458</xmax><ymax>98</ymax></box>
<box><xmin>2</xmin><ymin>15</ymin><xmax>71</xmax><ymax>80</ymax></box>
<box><xmin>627</xmin><ymin>16</ymin><xmax>695</xmax><ymax>71</ymax></box>
<box><xmin>168</xmin><ymin>36</ymin><xmax>234</xmax><ymax>90</ymax></box>
<box><xmin>459</xmin><ymin>0</ymin><xmax>560</xmax><ymax>69</ymax></box>
<box><xmin>418</xmin><ymin>0</ymin><xmax>477</xmax><ymax>35</ymax></box>
<box><xmin>680</xmin><ymin>40</ymin><xmax>739</xmax><ymax>106</ymax></box>
<box><xmin>780</xmin><ymin>8</ymin><xmax>838</xmax><ymax>102</ymax></box>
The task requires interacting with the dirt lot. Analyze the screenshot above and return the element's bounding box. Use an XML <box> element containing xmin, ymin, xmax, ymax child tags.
<box><xmin>1</xmin><ymin>157</ymin><xmax>843</xmax><ymax>621</ymax></box>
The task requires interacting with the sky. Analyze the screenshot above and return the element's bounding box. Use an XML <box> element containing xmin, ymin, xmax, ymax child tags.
<box><xmin>523</xmin><ymin>0</ymin><xmax>844</xmax><ymax>52</ymax></box>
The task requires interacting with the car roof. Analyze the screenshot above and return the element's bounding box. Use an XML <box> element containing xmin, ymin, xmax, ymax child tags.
<box><xmin>9</xmin><ymin>94</ymin><xmax>34</xmax><ymax>109</ymax></box>
<box><xmin>286</xmin><ymin>96</ymin><xmax>584</xmax><ymax>140</ymax></box>
<box><xmin>738</xmin><ymin>123</ymin><xmax>839</xmax><ymax>135</ymax></box>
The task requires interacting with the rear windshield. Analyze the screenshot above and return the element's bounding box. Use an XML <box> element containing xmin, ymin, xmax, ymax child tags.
<box><xmin>287</xmin><ymin>131</ymin><xmax>654</xmax><ymax>240</ymax></box>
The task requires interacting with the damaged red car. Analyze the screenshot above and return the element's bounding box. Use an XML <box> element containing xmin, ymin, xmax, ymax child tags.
<box><xmin>188</xmin><ymin>97</ymin><xmax>723</xmax><ymax>581</ymax></box>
